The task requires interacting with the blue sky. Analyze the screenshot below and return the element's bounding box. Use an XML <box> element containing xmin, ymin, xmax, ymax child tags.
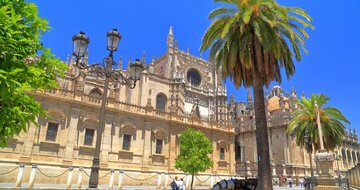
<box><xmin>32</xmin><ymin>0</ymin><xmax>360</xmax><ymax>135</ymax></box>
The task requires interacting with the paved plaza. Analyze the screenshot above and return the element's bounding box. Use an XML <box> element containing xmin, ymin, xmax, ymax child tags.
<box><xmin>0</xmin><ymin>183</ymin><xmax>307</xmax><ymax>190</ymax></box>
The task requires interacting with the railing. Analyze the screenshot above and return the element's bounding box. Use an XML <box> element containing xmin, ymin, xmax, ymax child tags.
<box><xmin>0</xmin><ymin>163</ymin><xmax>238</xmax><ymax>189</ymax></box>
<box><xmin>39</xmin><ymin>89</ymin><xmax>234</xmax><ymax>133</ymax></box>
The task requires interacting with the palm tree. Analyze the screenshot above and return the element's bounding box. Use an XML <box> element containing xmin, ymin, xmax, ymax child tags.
<box><xmin>288</xmin><ymin>94</ymin><xmax>349</xmax><ymax>164</ymax></box>
<box><xmin>200</xmin><ymin>0</ymin><xmax>313</xmax><ymax>189</ymax></box>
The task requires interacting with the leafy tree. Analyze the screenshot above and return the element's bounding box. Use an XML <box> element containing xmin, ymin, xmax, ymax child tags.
<box><xmin>0</xmin><ymin>0</ymin><xmax>67</xmax><ymax>146</ymax></box>
<box><xmin>175</xmin><ymin>128</ymin><xmax>213</xmax><ymax>190</ymax></box>
<box><xmin>200</xmin><ymin>0</ymin><xmax>313</xmax><ymax>189</ymax></box>
<box><xmin>288</xmin><ymin>93</ymin><xmax>349</xmax><ymax>153</ymax></box>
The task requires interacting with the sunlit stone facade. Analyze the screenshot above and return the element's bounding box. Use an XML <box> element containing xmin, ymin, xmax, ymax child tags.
<box><xmin>232</xmin><ymin>86</ymin><xmax>360</xmax><ymax>179</ymax></box>
<box><xmin>0</xmin><ymin>28</ymin><xmax>359</xmax><ymax>187</ymax></box>
<box><xmin>0</xmin><ymin>27</ymin><xmax>235</xmax><ymax>186</ymax></box>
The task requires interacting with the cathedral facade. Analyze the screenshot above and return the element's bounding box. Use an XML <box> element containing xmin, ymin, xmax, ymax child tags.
<box><xmin>232</xmin><ymin>86</ymin><xmax>360</xmax><ymax>179</ymax></box>
<box><xmin>0</xmin><ymin>27</ymin><xmax>359</xmax><ymax>187</ymax></box>
<box><xmin>0</xmin><ymin>28</ymin><xmax>235</xmax><ymax>186</ymax></box>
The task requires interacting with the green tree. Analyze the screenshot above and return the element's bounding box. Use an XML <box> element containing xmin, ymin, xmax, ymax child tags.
<box><xmin>0</xmin><ymin>0</ymin><xmax>67</xmax><ymax>146</ymax></box>
<box><xmin>288</xmin><ymin>93</ymin><xmax>349</xmax><ymax>153</ymax></box>
<box><xmin>175</xmin><ymin>128</ymin><xmax>213</xmax><ymax>190</ymax></box>
<box><xmin>200</xmin><ymin>0</ymin><xmax>313</xmax><ymax>188</ymax></box>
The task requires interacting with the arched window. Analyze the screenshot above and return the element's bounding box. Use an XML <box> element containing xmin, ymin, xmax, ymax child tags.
<box><xmin>187</xmin><ymin>69</ymin><xmax>201</xmax><ymax>86</ymax></box>
<box><xmin>89</xmin><ymin>88</ymin><xmax>102</xmax><ymax>98</ymax></box>
<box><xmin>156</xmin><ymin>94</ymin><xmax>167</xmax><ymax>112</ymax></box>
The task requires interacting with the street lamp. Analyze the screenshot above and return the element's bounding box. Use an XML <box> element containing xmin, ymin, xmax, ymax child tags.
<box><xmin>304</xmin><ymin>130</ymin><xmax>314</xmax><ymax>177</ymax></box>
<box><xmin>72</xmin><ymin>29</ymin><xmax>144</xmax><ymax>188</ymax></box>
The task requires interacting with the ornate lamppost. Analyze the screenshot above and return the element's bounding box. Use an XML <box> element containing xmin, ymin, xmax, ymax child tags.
<box><xmin>72</xmin><ymin>29</ymin><xmax>144</xmax><ymax>188</ymax></box>
<box><xmin>304</xmin><ymin>130</ymin><xmax>314</xmax><ymax>177</ymax></box>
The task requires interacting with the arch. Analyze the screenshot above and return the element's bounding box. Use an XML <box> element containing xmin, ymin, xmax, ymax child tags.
<box><xmin>156</xmin><ymin>93</ymin><xmax>167</xmax><ymax>112</ymax></box>
<box><xmin>47</xmin><ymin>109</ymin><xmax>65</xmax><ymax>123</ymax></box>
<box><xmin>153</xmin><ymin>128</ymin><xmax>167</xmax><ymax>140</ymax></box>
<box><xmin>217</xmin><ymin>140</ymin><xmax>228</xmax><ymax>150</ymax></box>
<box><xmin>89</xmin><ymin>88</ymin><xmax>102</xmax><ymax>98</ymax></box>
<box><xmin>187</xmin><ymin>68</ymin><xmax>201</xmax><ymax>86</ymax></box>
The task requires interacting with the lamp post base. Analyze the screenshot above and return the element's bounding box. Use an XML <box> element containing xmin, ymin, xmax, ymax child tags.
<box><xmin>89</xmin><ymin>158</ymin><xmax>100</xmax><ymax>188</ymax></box>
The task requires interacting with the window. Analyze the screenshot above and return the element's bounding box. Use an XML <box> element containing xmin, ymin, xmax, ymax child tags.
<box><xmin>84</xmin><ymin>129</ymin><xmax>95</xmax><ymax>146</ymax></box>
<box><xmin>155</xmin><ymin>139</ymin><xmax>163</xmax><ymax>154</ymax></box>
<box><xmin>46</xmin><ymin>122</ymin><xmax>59</xmax><ymax>141</ymax></box>
<box><xmin>156</xmin><ymin>94</ymin><xmax>167</xmax><ymax>112</ymax></box>
<box><xmin>220</xmin><ymin>148</ymin><xmax>225</xmax><ymax>160</ymax></box>
<box><xmin>235</xmin><ymin>142</ymin><xmax>241</xmax><ymax>160</ymax></box>
<box><xmin>122</xmin><ymin>134</ymin><xmax>131</xmax><ymax>151</ymax></box>
<box><xmin>89</xmin><ymin>88</ymin><xmax>102</xmax><ymax>98</ymax></box>
<box><xmin>187</xmin><ymin>69</ymin><xmax>201</xmax><ymax>86</ymax></box>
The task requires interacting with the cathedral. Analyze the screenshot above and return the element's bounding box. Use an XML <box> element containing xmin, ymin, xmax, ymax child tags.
<box><xmin>0</xmin><ymin>27</ymin><xmax>359</xmax><ymax>187</ymax></box>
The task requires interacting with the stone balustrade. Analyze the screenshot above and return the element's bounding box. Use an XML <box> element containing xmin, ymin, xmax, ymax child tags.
<box><xmin>36</xmin><ymin>89</ymin><xmax>233</xmax><ymax>133</ymax></box>
<box><xmin>347</xmin><ymin>163</ymin><xmax>360</xmax><ymax>188</ymax></box>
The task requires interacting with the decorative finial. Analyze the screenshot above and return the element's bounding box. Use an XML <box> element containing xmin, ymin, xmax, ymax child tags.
<box><xmin>174</xmin><ymin>40</ymin><xmax>178</xmax><ymax>49</ymax></box>
<box><xmin>127</xmin><ymin>58</ymin><xmax>131</xmax><ymax>69</ymax></box>
<box><xmin>291</xmin><ymin>86</ymin><xmax>297</xmax><ymax>98</ymax></box>
<box><xmin>141</xmin><ymin>51</ymin><xmax>146</xmax><ymax>64</ymax></box>
<box><xmin>118</xmin><ymin>56</ymin><xmax>123</xmax><ymax>69</ymax></box>
<box><xmin>187</xmin><ymin>47</ymin><xmax>190</xmax><ymax>55</ymax></box>
<box><xmin>230</xmin><ymin>94</ymin><xmax>235</xmax><ymax>105</ymax></box>
<box><xmin>169</xmin><ymin>26</ymin><xmax>173</xmax><ymax>36</ymax></box>
<box><xmin>302</xmin><ymin>91</ymin><xmax>305</xmax><ymax>98</ymax></box>
<box><xmin>65</xmin><ymin>54</ymin><xmax>70</xmax><ymax>65</ymax></box>
<box><xmin>84</xmin><ymin>50</ymin><xmax>89</xmax><ymax>63</ymax></box>
<box><xmin>151</xmin><ymin>55</ymin><xmax>155</xmax><ymax>63</ymax></box>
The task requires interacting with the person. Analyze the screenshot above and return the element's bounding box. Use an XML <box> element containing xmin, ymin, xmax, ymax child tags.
<box><xmin>171</xmin><ymin>176</ymin><xmax>179</xmax><ymax>190</ymax></box>
<box><xmin>178</xmin><ymin>178</ymin><xmax>185</xmax><ymax>190</ymax></box>
<box><xmin>299</xmin><ymin>178</ymin><xmax>303</xmax><ymax>188</ymax></box>
<box><xmin>288</xmin><ymin>177</ymin><xmax>293</xmax><ymax>188</ymax></box>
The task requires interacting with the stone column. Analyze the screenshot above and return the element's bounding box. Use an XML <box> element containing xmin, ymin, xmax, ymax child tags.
<box><xmin>63</xmin><ymin>112</ymin><xmax>79</xmax><ymax>165</ymax></box>
<box><xmin>141</xmin><ymin>122</ymin><xmax>152</xmax><ymax>169</ymax></box>
<box><xmin>164</xmin><ymin>173</ymin><xmax>169</xmax><ymax>189</ymax></box>
<box><xmin>100</xmin><ymin>117</ymin><xmax>113</xmax><ymax>167</ymax></box>
<box><xmin>109</xmin><ymin>169</ymin><xmax>115</xmax><ymax>189</ymax></box>
<box><xmin>272</xmin><ymin>163</ymin><xmax>277</xmax><ymax>177</ymax></box>
<box><xmin>66</xmin><ymin>167</ymin><xmax>74</xmax><ymax>189</ymax></box>
<box><xmin>283</xmin><ymin>164</ymin><xmax>287</xmax><ymax>176</ymax></box>
<box><xmin>20</xmin><ymin>122</ymin><xmax>38</xmax><ymax>162</ymax></box>
<box><xmin>117</xmin><ymin>170</ymin><xmax>124</xmax><ymax>189</ymax></box>
<box><xmin>28</xmin><ymin>164</ymin><xmax>37</xmax><ymax>188</ymax></box>
<box><xmin>350</xmin><ymin>149</ymin><xmax>354</xmax><ymax>167</ymax></box>
<box><xmin>77</xmin><ymin>168</ymin><xmax>83</xmax><ymax>189</ymax></box>
<box><xmin>167</xmin><ymin>129</ymin><xmax>177</xmax><ymax>171</ymax></box>
<box><xmin>229</xmin><ymin>135</ymin><xmax>235</xmax><ymax>173</ymax></box>
<box><xmin>345</xmin><ymin>149</ymin><xmax>349</xmax><ymax>169</ymax></box>
<box><xmin>15</xmin><ymin>164</ymin><xmax>25</xmax><ymax>187</ymax></box>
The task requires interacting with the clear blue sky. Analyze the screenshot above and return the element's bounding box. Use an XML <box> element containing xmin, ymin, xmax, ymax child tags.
<box><xmin>32</xmin><ymin>0</ymin><xmax>360</xmax><ymax>135</ymax></box>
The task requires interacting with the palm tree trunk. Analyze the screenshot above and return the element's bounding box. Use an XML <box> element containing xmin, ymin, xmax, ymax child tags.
<box><xmin>309</xmin><ymin>150</ymin><xmax>314</xmax><ymax>177</ymax></box>
<box><xmin>191</xmin><ymin>174</ymin><xmax>194</xmax><ymax>190</ymax></box>
<box><xmin>252</xmin><ymin>74</ymin><xmax>273</xmax><ymax>190</ymax></box>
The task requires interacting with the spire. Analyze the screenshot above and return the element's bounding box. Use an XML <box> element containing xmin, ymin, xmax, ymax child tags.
<box><xmin>291</xmin><ymin>86</ymin><xmax>297</xmax><ymax>98</ymax></box>
<box><xmin>151</xmin><ymin>55</ymin><xmax>155</xmax><ymax>64</ymax></box>
<box><xmin>169</xmin><ymin>26</ymin><xmax>173</xmax><ymax>36</ymax></box>
<box><xmin>65</xmin><ymin>54</ymin><xmax>70</xmax><ymax>65</ymax></box>
<box><xmin>84</xmin><ymin>50</ymin><xmax>89</xmax><ymax>64</ymax></box>
<box><xmin>118</xmin><ymin>56</ymin><xmax>123</xmax><ymax>70</ymax></box>
<box><xmin>167</xmin><ymin>26</ymin><xmax>174</xmax><ymax>48</ymax></box>
<box><xmin>301</xmin><ymin>91</ymin><xmax>305</xmax><ymax>98</ymax></box>
<box><xmin>141</xmin><ymin>51</ymin><xmax>146</xmax><ymax>65</ymax></box>
<box><xmin>247</xmin><ymin>88</ymin><xmax>253</xmax><ymax>108</ymax></box>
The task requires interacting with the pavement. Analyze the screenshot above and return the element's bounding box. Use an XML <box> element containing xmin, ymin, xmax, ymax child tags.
<box><xmin>0</xmin><ymin>183</ymin><xmax>308</xmax><ymax>190</ymax></box>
